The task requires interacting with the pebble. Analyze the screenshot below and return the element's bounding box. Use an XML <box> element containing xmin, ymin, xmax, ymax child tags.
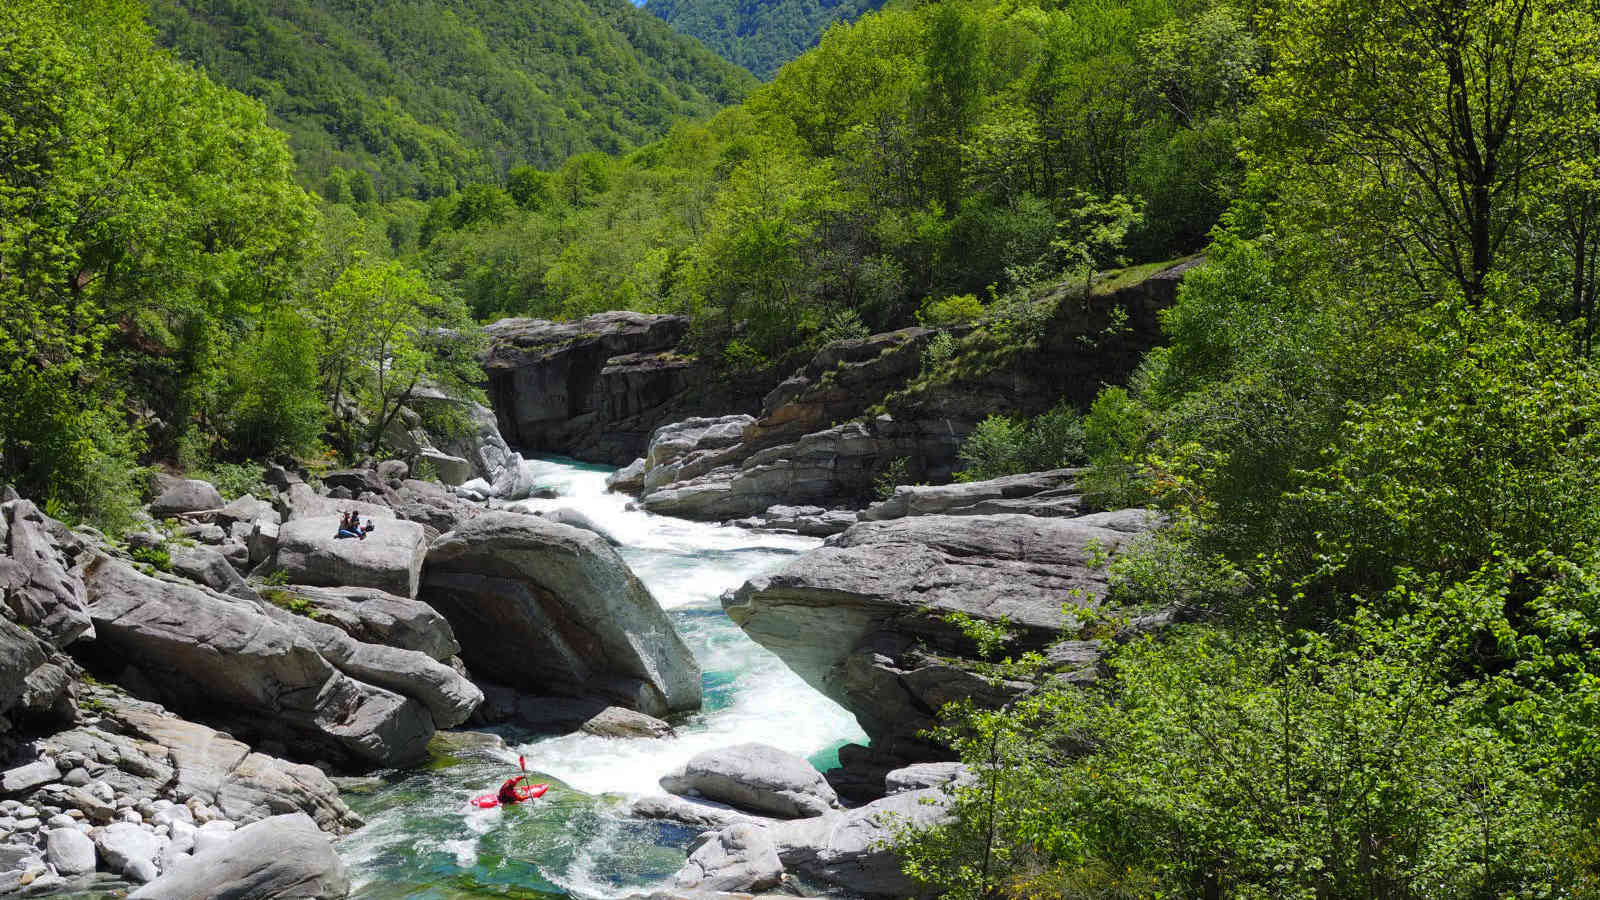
<box><xmin>89</xmin><ymin>782</ymin><xmax>113</xmax><ymax>803</ymax></box>
<box><xmin>118</xmin><ymin>809</ymin><xmax>142</xmax><ymax>825</ymax></box>
<box><xmin>13</xmin><ymin>819</ymin><xmax>40</xmax><ymax>832</ymax></box>
<box><xmin>61</xmin><ymin>769</ymin><xmax>89</xmax><ymax>787</ymax></box>
<box><xmin>45</xmin><ymin>815</ymin><xmax>74</xmax><ymax>829</ymax></box>
<box><xmin>0</xmin><ymin>818</ymin><xmax>15</xmax><ymax>833</ymax></box>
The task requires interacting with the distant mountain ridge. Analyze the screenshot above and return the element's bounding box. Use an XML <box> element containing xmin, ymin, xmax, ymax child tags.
<box><xmin>646</xmin><ymin>0</ymin><xmax>886</xmax><ymax>79</ymax></box>
<box><xmin>148</xmin><ymin>0</ymin><xmax>757</xmax><ymax>199</ymax></box>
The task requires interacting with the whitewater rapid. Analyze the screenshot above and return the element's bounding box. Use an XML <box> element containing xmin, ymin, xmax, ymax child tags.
<box><xmin>337</xmin><ymin>456</ymin><xmax>866</xmax><ymax>898</ymax></box>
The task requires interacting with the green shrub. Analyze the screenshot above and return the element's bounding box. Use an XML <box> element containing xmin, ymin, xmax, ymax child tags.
<box><xmin>721</xmin><ymin>339</ymin><xmax>768</xmax><ymax>373</ymax></box>
<box><xmin>957</xmin><ymin>403</ymin><xmax>1086</xmax><ymax>482</ymax></box>
<box><xmin>815</xmin><ymin>308</ymin><xmax>870</xmax><ymax>346</ymax></box>
<box><xmin>874</xmin><ymin>456</ymin><xmax>912</xmax><ymax>500</ymax></box>
<box><xmin>918</xmin><ymin>293</ymin><xmax>985</xmax><ymax>326</ymax></box>
<box><xmin>188</xmin><ymin>462</ymin><xmax>267</xmax><ymax>501</ymax></box>
<box><xmin>129</xmin><ymin>546</ymin><xmax>171</xmax><ymax>572</ymax></box>
<box><xmin>920</xmin><ymin>331</ymin><xmax>954</xmax><ymax>375</ymax></box>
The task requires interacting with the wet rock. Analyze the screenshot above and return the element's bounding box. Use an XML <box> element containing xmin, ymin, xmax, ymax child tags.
<box><xmin>580</xmin><ymin>706</ymin><xmax>674</xmax><ymax>739</ymax></box>
<box><xmin>130</xmin><ymin>812</ymin><xmax>350</xmax><ymax>900</ymax></box>
<box><xmin>672</xmin><ymin>823</ymin><xmax>783</xmax><ymax>893</ymax></box>
<box><xmin>605</xmin><ymin>458</ymin><xmax>646</xmax><ymax>495</ymax></box>
<box><xmin>630</xmin><ymin>793</ymin><xmax>775</xmax><ymax>830</ymax></box>
<box><xmin>273</xmin><ymin>516</ymin><xmax>428</xmax><ymax>598</ymax></box>
<box><xmin>421</xmin><ymin>513</ymin><xmax>700</xmax><ymax>717</ymax></box>
<box><xmin>531</xmin><ymin>507</ymin><xmax>622</xmax><ymax>546</ymax></box>
<box><xmin>660</xmin><ymin>744</ymin><xmax>837</xmax><ymax>819</ymax></box>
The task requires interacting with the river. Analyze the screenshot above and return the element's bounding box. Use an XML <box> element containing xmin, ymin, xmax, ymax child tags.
<box><xmin>336</xmin><ymin>456</ymin><xmax>866</xmax><ymax>898</ymax></box>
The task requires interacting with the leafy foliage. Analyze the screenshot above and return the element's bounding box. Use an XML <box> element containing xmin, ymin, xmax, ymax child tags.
<box><xmin>647</xmin><ymin>0</ymin><xmax>887</xmax><ymax>79</ymax></box>
<box><xmin>957</xmin><ymin>403</ymin><xmax>1086</xmax><ymax>482</ymax></box>
<box><xmin>148</xmin><ymin>0</ymin><xmax>757</xmax><ymax>199</ymax></box>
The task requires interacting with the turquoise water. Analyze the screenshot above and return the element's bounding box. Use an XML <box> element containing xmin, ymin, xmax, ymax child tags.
<box><xmin>337</xmin><ymin>457</ymin><xmax>867</xmax><ymax>898</ymax></box>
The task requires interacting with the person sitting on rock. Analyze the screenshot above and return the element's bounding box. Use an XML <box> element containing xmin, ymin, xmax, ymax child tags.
<box><xmin>336</xmin><ymin>511</ymin><xmax>361</xmax><ymax>540</ymax></box>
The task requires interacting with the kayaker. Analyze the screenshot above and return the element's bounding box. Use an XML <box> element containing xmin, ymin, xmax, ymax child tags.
<box><xmin>497</xmin><ymin>773</ymin><xmax>529</xmax><ymax>805</ymax></box>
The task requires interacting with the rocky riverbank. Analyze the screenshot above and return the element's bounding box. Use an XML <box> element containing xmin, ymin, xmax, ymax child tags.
<box><xmin>0</xmin><ymin>447</ymin><xmax>706</xmax><ymax>892</ymax></box>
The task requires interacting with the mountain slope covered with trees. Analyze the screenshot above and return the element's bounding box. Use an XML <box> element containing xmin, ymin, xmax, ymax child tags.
<box><xmin>645</xmin><ymin>0</ymin><xmax>886</xmax><ymax>78</ymax></box>
<box><xmin>146</xmin><ymin>0</ymin><xmax>757</xmax><ymax>199</ymax></box>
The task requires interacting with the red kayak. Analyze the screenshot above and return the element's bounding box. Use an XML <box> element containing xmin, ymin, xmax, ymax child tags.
<box><xmin>470</xmin><ymin>782</ymin><xmax>548</xmax><ymax>808</ymax></box>
<box><xmin>470</xmin><ymin>757</ymin><xmax>548</xmax><ymax>808</ymax></box>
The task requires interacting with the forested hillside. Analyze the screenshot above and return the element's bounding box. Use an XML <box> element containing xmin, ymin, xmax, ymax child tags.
<box><xmin>146</xmin><ymin>0</ymin><xmax>757</xmax><ymax>199</ymax></box>
<box><xmin>11</xmin><ymin>0</ymin><xmax>1600</xmax><ymax>893</ymax></box>
<box><xmin>646</xmin><ymin>0</ymin><xmax>886</xmax><ymax>78</ymax></box>
<box><xmin>413</xmin><ymin>0</ymin><xmax>1242</xmax><ymax>371</ymax></box>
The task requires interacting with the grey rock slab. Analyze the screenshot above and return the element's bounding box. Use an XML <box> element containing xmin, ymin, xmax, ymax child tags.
<box><xmin>2</xmin><ymin>758</ymin><xmax>59</xmax><ymax>794</ymax></box>
<box><xmin>0</xmin><ymin>500</ymin><xmax>93</xmax><ymax>647</ymax></box>
<box><xmin>421</xmin><ymin>512</ymin><xmax>700</xmax><ymax>717</ymax></box>
<box><xmin>95</xmin><ymin>821</ymin><xmax>161</xmax><ymax>883</ymax></box>
<box><xmin>671</xmin><ymin>822</ymin><xmax>783</xmax><ymax>893</ymax></box>
<box><xmin>170</xmin><ymin>545</ymin><xmax>256</xmax><ymax>601</ymax></box>
<box><xmin>660</xmin><ymin>743</ymin><xmax>837</xmax><ymax>819</ymax></box>
<box><xmin>273</xmin><ymin>516</ymin><xmax>428</xmax><ymax>598</ymax></box>
<box><xmin>130</xmin><ymin>812</ymin><xmax>350</xmax><ymax>900</ymax></box>
<box><xmin>884</xmin><ymin>762</ymin><xmax>972</xmax><ymax>795</ymax></box>
<box><xmin>45</xmin><ymin>827</ymin><xmax>95</xmax><ymax>875</ymax></box>
<box><xmin>580</xmin><ymin>706</ymin><xmax>674</xmax><ymax>739</ymax></box>
<box><xmin>265</xmin><ymin>606</ymin><xmax>481</xmax><ymax>728</ymax></box>
<box><xmin>724</xmin><ymin>513</ymin><xmax>1139</xmax><ymax>751</ymax></box>
<box><xmin>860</xmin><ymin>469</ymin><xmax>1083</xmax><ymax>521</ymax></box>
<box><xmin>149</xmin><ymin>478</ymin><xmax>223</xmax><ymax>518</ymax></box>
<box><xmin>81</xmin><ymin>555</ymin><xmax>432</xmax><ymax>767</ymax></box>
<box><xmin>260</xmin><ymin>585</ymin><xmax>459</xmax><ymax>660</ymax></box>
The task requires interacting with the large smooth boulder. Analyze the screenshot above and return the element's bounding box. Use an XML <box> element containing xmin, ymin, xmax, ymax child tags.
<box><xmin>672</xmin><ymin>823</ymin><xmax>783</xmax><ymax>893</ymax></box>
<box><xmin>257</xmin><ymin>585</ymin><xmax>460</xmax><ymax>660</ymax></box>
<box><xmin>422</xmin><ymin>513</ymin><xmax>700</xmax><ymax>717</ymax></box>
<box><xmin>149</xmin><ymin>477</ymin><xmax>223</xmax><ymax>517</ymax></box>
<box><xmin>273</xmin><ymin>517</ymin><xmax>428</xmax><ymax>598</ymax></box>
<box><xmin>81</xmin><ymin>556</ymin><xmax>433</xmax><ymax>767</ymax></box>
<box><xmin>96</xmin><ymin>821</ymin><xmax>162</xmax><ymax>882</ymax></box>
<box><xmin>276</xmin><ymin>483</ymin><xmax>396</xmax><ymax>523</ymax></box>
<box><xmin>725</xmin><ymin>513</ymin><xmax>1141</xmax><ymax>757</ymax></box>
<box><xmin>0</xmin><ymin>500</ymin><xmax>93</xmax><ymax>646</ymax></box>
<box><xmin>46</xmin><ymin>827</ymin><xmax>96</xmax><ymax>875</ymax></box>
<box><xmin>130</xmin><ymin>812</ymin><xmax>350</xmax><ymax>900</ymax></box>
<box><xmin>660</xmin><ymin>744</ymin><xmax>838</xmax><ymax>819</ymax></box>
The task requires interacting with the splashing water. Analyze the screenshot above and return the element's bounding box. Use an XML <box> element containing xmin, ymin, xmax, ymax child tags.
<box><xmin>338</xmin><ymin>457</ymin><xmax>867</xmax><ymax>898</ymax></box>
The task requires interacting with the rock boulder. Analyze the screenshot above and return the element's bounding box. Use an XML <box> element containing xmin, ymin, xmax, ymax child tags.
<box><xmin>421</xmin><ymin>513</ymin><xmax>700</xmax><ymax>717</ymax></box>
<box><xmin>660</xmin><ymin>743</ymin><xmax>838</xmax><ymax>819</ymax></box>
<box><xmin>273</xmin><ymin>517</ymin><xmax>428</xmax><ymax>598</ymax></box>
<box><xmin>81</xmin><ymin>556</ymin><xmax>433</xmax><ymax>767</ymax></box>
<box><xmin>130</xmin><ymin>812</ymin><xmax>350</xmax><ymax>900</ymax></box>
